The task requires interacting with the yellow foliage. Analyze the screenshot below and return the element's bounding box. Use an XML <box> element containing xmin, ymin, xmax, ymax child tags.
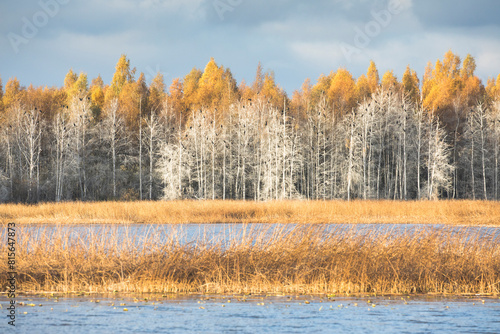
<box><xmin>182</xmin><ymin>67</ymin><xmax>202</xmax><ymax>109</ymax></box>
<box><xmin>423</xmin><ymin>51</ymin><xmax>482</xmax><ymax>118</ymax></box>
<box><xmin>328</xmin><ymin>68</ymin><xmax>356</xmax><ymax>116</ymax></box>
<box><xmin>110</xmin><ymin>54</ymin><xmax>135</xmax><ymax>97</ymax></box>
<box><xmin>149</xmin><ymin>72</ymin><xmax>166</xmax><ymax>112</ymax></box>
<box><xmin>168</xmin><ymin>78</ymin><xmax>184</xmax><ymax>121</ymax></box>
<box><xmin>366</xmin><ymin>60</ymin><xmax>379</xmax><ymax>94</ymax></box>
<box><xmin>401</xmin><ymin>65</ymin><xmax>420</xmax><ymax>104</ymax></box>
<box><xmin>310</xmin><ymin>72</ymin><xmax>333</xmax><ymax>106</ymax></box>
<box><xmin>381</xmin><ymin>70</ymin><xmax>399</xmax><ymax>91</ymax></box>
<box><xmin>261</xmin><ymin>71</ymin><xmax>286</xmax><ymax>108</ymax></box>
<box><xmin>356</xmin><ymin>74</ymin><xmax>371</xmax><ymax>102</ymax></box>
<box><xmin>2</xmin><ymin>77</ymin><xmax>22</xmax><ymax>110</ymax></box>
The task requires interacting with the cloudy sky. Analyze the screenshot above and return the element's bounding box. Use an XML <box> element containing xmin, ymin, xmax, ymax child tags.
<box><xmin>1</xmin><ymin>0</ymin><xmax>500</xmax><ymax>94</ymax></box>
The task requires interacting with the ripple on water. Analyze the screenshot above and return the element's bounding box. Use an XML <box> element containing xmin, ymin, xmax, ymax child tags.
<box><xmin>5</xmin><ymin>295</ymin><xmax>499</xmax><ymax>334</ymax></box>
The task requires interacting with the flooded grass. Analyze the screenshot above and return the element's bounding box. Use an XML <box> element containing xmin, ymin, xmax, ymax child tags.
<box><xmin>1</xmin><ymin>223</ymin><xmax>499</xmax><ymax>296</ymax></box>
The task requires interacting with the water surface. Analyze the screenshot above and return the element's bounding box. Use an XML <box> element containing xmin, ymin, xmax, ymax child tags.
<box><xmin>7</xmin><ymin>223</ymin><xmax>500</xmax><ymax>249</ymax></box>
<box><xmin>3</xmin><ymin>294</ymin><xmax>499</xmax><ymax>333</ymax></box>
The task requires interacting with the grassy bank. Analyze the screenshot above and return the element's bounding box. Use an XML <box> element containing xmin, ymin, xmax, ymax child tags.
<box><xmin>1</xmin><ymin>200</ymin><xmax>500</xmax><ymax>225</ymax></box>
<box><xmin>1</xmin><ymin>224</ymin><xmax>499</xmax><ymax>295</ymax></box>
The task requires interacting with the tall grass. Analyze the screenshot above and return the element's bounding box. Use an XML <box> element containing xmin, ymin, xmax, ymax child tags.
<box><xmin>1</xmin><ymin>224</ymin><xmax>499</xmax><ymax>295</ymax></box>
<box><xmin>1</xmin><ymin>200</ymin><xmax>499</xmax><ymax>225</ymax></box>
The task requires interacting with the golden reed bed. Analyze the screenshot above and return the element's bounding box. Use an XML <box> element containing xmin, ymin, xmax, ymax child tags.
<box><xmin>1</xmin><ymin>200</ymin><xmax>499</xmax><ymax>295</ymax></box>
<box><xmin>0</xmin><ymin>200</ymin><xmax>499</xmax><ymax>225</ymax></box>
<box><xmin>0</xmin><ymin>224</ymin><xmax>499</xmax><ymax>295</ymax></box>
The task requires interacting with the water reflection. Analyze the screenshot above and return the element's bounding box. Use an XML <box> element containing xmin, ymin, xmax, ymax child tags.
<box><xmin>5</xmin><ymin>223</ymin><xmax>500</xmax><ymax>252</ymax></box>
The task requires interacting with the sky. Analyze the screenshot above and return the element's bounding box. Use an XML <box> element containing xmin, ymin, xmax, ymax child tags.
<box><xmin>1</xmin><ymin>0</ymin><xmax>500</xmax><ymax>94</ymax></box>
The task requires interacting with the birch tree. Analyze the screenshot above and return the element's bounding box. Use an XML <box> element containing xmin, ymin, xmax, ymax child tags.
<box><xmin>425</xmin><ymin>115</ymin><xmax>453</xmax><ymax>199</ymax></box>
<box><xmin>102</xmin><ymin>98</ymin><xmax>126</xmax><ymax>199</ymax></box>
<box><xmin>145</xmin><ymin>109</ymin><xmax>160</xmax><ymax>200</ymax></box>
<box><xmin>53</xmin><ymin>108</ymin><xmax>72</xmax><ymax>201</ymax></box>
<box><xmin>15</xmin><ymin>105</ymin><xmax>42</xmax><ymax>202</ymax></box>
<box><xmin>68</xmin><ymin>95</ymin><xmax>92</xmax><ymax>200</ymax></box>
<box><xmin>462</xmin><ymin>103</ymin><xmax>490</xmax><ymax>199</ymax></box>
<box><xmin>489</xmin><ymin>100</ymin><xmax>500</xmax><ymax>200</ymax></box>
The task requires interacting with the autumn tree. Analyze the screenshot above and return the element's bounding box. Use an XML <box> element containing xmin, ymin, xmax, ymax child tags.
<box><xmin>261</xmin><ymin>71</ymin><xmax>287</xmax><ymax>109</ymax></box>
<box><xmin>367</xmin><ymin>60</ymin><xmax>379</xmax><ymax>95</ymax></box>
<box><xmin>63</xmin><ymin>70</ymin><xmax>88</xmax><ymax>103</ymax></box>
<box><xmin>486</xmin><ymin>77</ymin><xmax>497</xmax><ymax>102</ymax></box>
<box><xmin>495</xmin><ymin>74</ymin><xmax>500</xmax><ymax>101</ymax></box>
<box><xmin>3</xmin><ymin>77</ymin><xmax>22</xmax><ymax>111</ymax></box>
<box><xmin>149</xmin><ymin>72</ymin><xmax>166</xmax><ymax>113</ymax></box>
<box><xmin>381</xmin><ymin>70</ymin><xmax>399</xmax><ymax>92</ymax></box>
<box><xmin>182</xmin><ymin>67</ymin><xmax>202</xmax><ymax>110</ymax></box>
<box><xmin>291</xmin><ymin>78</ymin><xmax>312</xmax><ymax>120</ymax></box>
<box><xmin>196</xmin><ymin>58</ymin><xmax>238</xmax><ymax>112</ymax></box>
<box><xmin>0</xmin><ymin>76</ymin><xmax>3</xmax><ymax>113</ymax></box>
<box><xmin>310</xmin><ymin>73</ymin><xmax>334</xmax><ymax>108</ymax></box>
<box><xmin>401</xmin><ymin>65</ymin><xmax>420</xmax><ymax>104</ymax></box>
<box><xmin>221</xmin><ymin>67</ymin><xmax>239</xmax><ymax>110</ymax></box>
<box><xmin>356</xmin><ymin>74</ymin><xmax>371</xmax><ymax>102</ymax></box>
<box><xmin>118</xmin><ymin>73</ymin><xmax>148</xmax><ymax>130</ymax></box>
<box><xmin>89</xmin><ymin>75</ymin><xmax>105</xmax><ymax>119</ymax></box>
<box><xmin>107</xmin><ymin>54</ymin><xmax>135</xmax><ymax>103</ymax></box>
<box><xmin>238</xmin><ymin>80</ymin><xmax>253</xmax><ymax>102</ymax></box>
<box><xmin>198</xmin><ymin>58</ymin><xmax>219</xmax><ymax>108</ymax></box>
<box><xmin>422</xmin><ymin>51</ymin><xmax>483</xmax><ymax>132</ymax></box>
<box><xmin>167</xmin><ymin>78</ymin><xmax>185</xmax><ymax>122</ymax></box>
<box><xmin>74</xmin><ymin>73</ymin><xmax>89</xmax><ymax>95</ymax></box>
<box><xmin>63</xmin><ymin>69</ymin><xmax>77</xmax><ymax>91</ymax></box>
<box><xmin>328</xmin><ymin>68</ymin><xmax>356</xmax><ymax>117</ymax></box>
<box><xmin>252</xmin><ymin>62</ymin><xmax>265</xmax><ymax>96</ymax></box>
<box><xmin>459</xmin><ymin>54</ymin><xmax>483</xmax><ymax>107</ymax></box>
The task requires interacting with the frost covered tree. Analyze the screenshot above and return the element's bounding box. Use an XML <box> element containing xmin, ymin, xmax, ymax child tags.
<box><xmin>145</xmin><ymin>109</ymin><xmax>160</xmax><ymax>200</ymax></box>
<box><xmin>488</xmin><ymin>101</ymin><xmax>500</xmax><ymax>200</ymax></box>
<box><xmin>14</xmin><ymin>105</ymin><xmax>42</xmax><ymax>202</ymax></box>
<box><xmin>102</xmin><ymin>98</ymin><xmax>127</xmax><ymax>199</ymax></box>
<box><xmin>462</xmin><ymin>103</ymin><xmax>489</xmax><ymax>199</ymax></box>
<box><xmin>67</xmin><ymin>95</ymin><xmax>92</xmax><ymax>200</ymax></box>
<box><xmin>0</xmin><ymin>114</ymin><xmax>14</xmax><ymax>201</ymax></box>
<box><xmin>52</xmin><ymin>107</ymin><xmax>72</xmax><ymax>201</ymax></box>
<box><xmin>157</xmin><ymin>102</ymin><xmax>188</xmax><ymax>200</ymax></box>
<box><xmin>425</xmin><ymin>115</ymin><xmax>453</xmax><ymax>200</ymax></box>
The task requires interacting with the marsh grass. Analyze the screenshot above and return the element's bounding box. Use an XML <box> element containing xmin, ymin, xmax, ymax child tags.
<box><xmin>1</xmin><ymin>224</ymin><xmax>499</xmax><ymax>295</ymax></box>
<box><xmin>1</xmin><ymin>200</ymin><xmax>500</xmax><ymax>225</ymax></box>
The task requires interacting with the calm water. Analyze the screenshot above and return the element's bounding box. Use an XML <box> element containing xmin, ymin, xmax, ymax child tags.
<box><xmin>3</xmin><ymin>294</ymin><xmax>500</xmax><ymax>333</ymax></box>
<box><xmin>12</xmin><ymin>223</ymin><xmax>500</xmax><ymax>251</ymax></box>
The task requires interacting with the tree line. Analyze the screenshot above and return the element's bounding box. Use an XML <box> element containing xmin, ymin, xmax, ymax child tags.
<box><xmin>1</xmin><ymin>51</ymin><xmax>500</xmax><ymax>202</ymax></box>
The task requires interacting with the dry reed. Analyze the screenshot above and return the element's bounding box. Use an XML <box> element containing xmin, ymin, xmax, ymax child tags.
<box><xmin>1</xmin><ymin>224</ymin><xmax>499</xmax><ymax>295</ymax></box>
<box><xmin>0</xmin><ymin>200</ymin><xmax>499</xmax><ymax>225</ymax></box>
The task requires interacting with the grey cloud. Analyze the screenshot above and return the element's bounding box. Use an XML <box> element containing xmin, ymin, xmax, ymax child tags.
<box><xmin>413</xmin><ymin>0</ymin><xmax>500</xmax><ymax>28</ymax></box>
<box><xmin>1</xmin><ymin>0</ymin><xmax>500</xmax><ymax>95</ymax></box>
<box><xmin>204</xmin><ymin>0</ymin><xmax>392</xmax><ymax>27</ymax></box>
